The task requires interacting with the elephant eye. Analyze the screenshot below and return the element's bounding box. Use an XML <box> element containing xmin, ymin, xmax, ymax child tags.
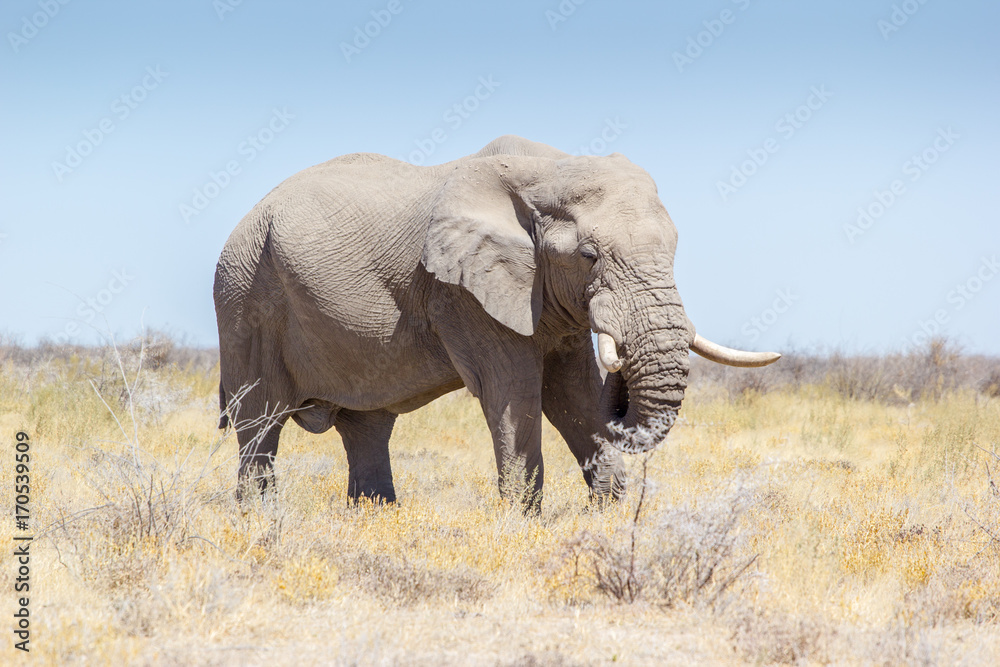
<box><xmin>579</xmin><ymin>246</ymin><xmax>598</xmax><ymax>261</ymax></box>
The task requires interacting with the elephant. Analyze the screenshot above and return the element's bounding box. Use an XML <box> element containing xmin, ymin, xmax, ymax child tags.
<box><xmin>214</xmin><ymin>135</ymin><xmax>779</xmax><ymax>508</ymax></box>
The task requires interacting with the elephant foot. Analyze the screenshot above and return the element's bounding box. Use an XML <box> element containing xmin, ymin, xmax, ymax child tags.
<box><xmin>236</xmin><ymin>461</ymin><xmax>277</xmax><ymax>504</ymax></box>
<box><xmin>347</xmin><ymin>489</ymin><xmax>396</xmax><ymax>507</ymax></box>
<box><xmin>582</xmin><ymin>451</ymin><xmax>627</xmax><ymax>506</ymax></box>
<box><xmin>498</xmin><ymin>487</ymin><xmax>543</xmax><ymax>516</ymax></box>
<box><xmin>347</xmin><ymin>469</ymin><xmax>397</xmax><ymax>506</ymax></box>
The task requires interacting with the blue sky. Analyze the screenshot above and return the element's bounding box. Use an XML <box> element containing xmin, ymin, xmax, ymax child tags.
<box><xmin>2</xmin><ymin>0</ymin><xmax>997</xmax><ymax>354</ymax></box>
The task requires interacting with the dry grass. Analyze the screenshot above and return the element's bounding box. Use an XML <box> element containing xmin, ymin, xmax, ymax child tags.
<box><xmin>1</xmin><ymin>337</ymin><xmax>999</xmax><ymax>665</ymax></box>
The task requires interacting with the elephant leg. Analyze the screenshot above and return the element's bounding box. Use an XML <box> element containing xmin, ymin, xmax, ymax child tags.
<box><xmin>235</xmin><ymin>410</ymin><xmax>288</xmax><ymax>501</ymax></box>
<box><xmin>484</xmin><ymin>382</ymin><xmax>544</xmax><ymax>512</ymax></box>
<box><xmin>542</xmin><ymin>332</ymin><xmax>626</xmax><ymax>502</ymax></box>
<box><xmin>433</xmin><ymin>307</ymin><xmax>545</xmax><ymax>511</ymax></box>
<box><xmin>481</xmin><ymin>376</ymin><xmax>545</xmax><ymax>511</ymax></box>
<box><xmin>335</xmin><ymin>408</ymin><xmax>398</xmax><ymax>504</ymax></box>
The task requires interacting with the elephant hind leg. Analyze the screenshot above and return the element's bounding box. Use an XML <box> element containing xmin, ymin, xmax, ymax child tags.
<box><xmin>335</xmin><ymin>408</ymin><xmax>398</xmax><ymax>504</ymax></box>
<box><xmin>226</xmin><ymin>383</ymin><xmax>294</xmax><ymax>501</ymax></box>
<box><xmin>218</xmin><ymin>381</ymin><xmax>229</xmax><ymax>429</ymax></box>
<box><xmin>235</xmin><ymin>413</ymin><xmax>287</xmax><ymax>501</ymax></box>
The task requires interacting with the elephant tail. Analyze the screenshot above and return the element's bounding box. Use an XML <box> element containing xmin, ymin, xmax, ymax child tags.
<box><xmin>218</xmin><ymin>381</ymin><xmax>229</xmax><ymax>429</ymax></box>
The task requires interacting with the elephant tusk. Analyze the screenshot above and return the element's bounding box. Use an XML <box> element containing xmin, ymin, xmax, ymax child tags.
<box><xmin>690</xmin><ymin>333</ymin><xmax>781</xmax><ymax>368</ymax></box>
<box><xmin>597</xmin><ymin>332</ymin><xmax>623</xmax><ymax>373</ymax></box>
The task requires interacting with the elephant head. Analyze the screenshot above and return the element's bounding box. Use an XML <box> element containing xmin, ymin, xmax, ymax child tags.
<box><xmin>423</xmin><ymin>149</ymin><xmax>779</xmax><ymax>455</ymax></box>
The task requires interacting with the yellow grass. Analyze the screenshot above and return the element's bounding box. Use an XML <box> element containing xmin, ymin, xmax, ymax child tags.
<box><xmin>1</xmin><ymin>348</ymin><xmax>999</xmax><ymax>665</ymax></box>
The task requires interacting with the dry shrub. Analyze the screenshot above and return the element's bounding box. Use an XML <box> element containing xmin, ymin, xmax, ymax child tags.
<box><xmin>138</xmin><ymin>328</ymin><xmax>219</xmax><ymax>372</ymax></box>
<box><xmin>970</xmin><ymin>447</ymin><xmax>1000</xmax><ymax>549</ymax></box>
<box><xmin>981</xmin><ymin>369</ymin><xmax>1000</xmax><ymax>399</ymax></box>
<box><xmin>348</xmin><ymin>552</ymin><xmax>493</xmax><ymax>606</ymax></box>
<box><xmin>89</xmin><ymin>333</ymin><xmax>193</xmax><ymax>422</ymax></box>
<box><xmin>47</xmin><ymin>445</ymin><xmax>242</xmax><ymax>640</ymax></box>
<box><xmin>858</xmin><ymin>622</ymin><xmax>939</xmax><ymax>666</ymax></box>
<box><xmin>563</xmin><ymin>466</ymin><xmax>759</xmax><ymax>609</ymax></box>
<box><xmin>725</xmin><ymin>370</ymin><xmax>770</xmax><ymax>402</ymax></box>
<box><xmin>689</xmin><ymin>337</ymin><xmax>993</xmax><ymax>405</ymax></box>
<box><xmin>45</xmin><ymin>337</ymin><xmax>237</xmax><ymax>599</ymax></box>
<box><xmin>918</xmin><ymin>337</ymin><xmax>965</xmax><ymax>398</ymax></box>
<box><xmin>500</xmin><ymin>653</ymin><xmax>578</xmax><ymax>667</ymax></box>
<box><xmin>827</xmin><ymin>352</ymin><xmax>890</xmax><ymax>402</ymax></box>
<box><xmin>48</xmin><ymin>441</ymin><xmax>231</xmax><ymax>591</ymax></box>
<box><xmin>7</xmin><ymin>335</ymin><xmax>1000</xmax><ymax>662</ymax></box>
<box><xmin>645</xmin><ymin>494</ymin><xmax>760</xmax><ymax>608</ymax></box>
<box><xmin>563</xmin><ymin>532</ymin><xmax>644</xmax><ymax>604</ymax></box>
<box><xmin>726</xmin><ymin>605</ymin><xmax>829</xmax><ymax>665</ymax></box>
<box><xmin>825</xmin><ymin>339</ymin><xmax>964</xmax><ymax>403</ymax></box>
<box><xmin>276</xmin><ymin>553</ymin><xmax>340</xmax><ymax>605</ymax></box>
<box><xmin>4</xmin><ymin>329</ymin><xmax>217</xmax><ymax>373</ymax></box>
<box><xmin>839</xmin><ymin>506</ymin><xmax>912</xmax><ymax>576</ymax></box>
<box><xmin>904</xmin><ymin>561</ymin><xmax>1000</xmax><ymax>626</ymax></box>
<box><xmin>936</xmin><ymin>445</ymin><xmax>1000</xmax><ymax>624</ymax></box>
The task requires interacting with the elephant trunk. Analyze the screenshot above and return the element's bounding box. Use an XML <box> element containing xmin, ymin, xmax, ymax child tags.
<box><xmin>597</xmin><ymin>297</ymin><xmax>691</xmax><ymax>453</ymax></box>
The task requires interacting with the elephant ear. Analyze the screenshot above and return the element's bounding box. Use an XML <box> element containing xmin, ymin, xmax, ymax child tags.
<box><xmin>422</xmin><ymin>159</ymin><xmax>542</xmax><ymax>336</ymax></box>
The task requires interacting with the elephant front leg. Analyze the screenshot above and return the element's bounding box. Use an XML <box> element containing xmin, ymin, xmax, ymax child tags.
<box><xmin>542</xmin><ymin>332</ymin><xmax>626</xmax><ymax>503</ymax></box>
<box><xmin>481</xmin><ymin>382</ymin><xmax>545</xmax><ymax>512</ymax></box>
<box><xmin>434</xmin><ymin>309</ymin><xmax>545</xmax><ymax>511</ymax></box>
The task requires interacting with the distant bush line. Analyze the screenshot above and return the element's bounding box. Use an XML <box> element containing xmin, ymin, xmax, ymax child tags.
<box><xmin>2</xmin><ymin>332</ymin><xmax>998</xmax><ymax>405</ymax></box>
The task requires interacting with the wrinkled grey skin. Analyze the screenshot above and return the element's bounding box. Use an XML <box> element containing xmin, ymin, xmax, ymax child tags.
<box><xmin>215</xmin><ymin>135</ymin><xmax>693</xmax><ymax>508</ymax></box>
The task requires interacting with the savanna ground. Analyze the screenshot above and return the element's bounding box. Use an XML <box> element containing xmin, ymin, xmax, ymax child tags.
<box><xmin>2</xmin><ymin>335</ymin><xmax>999</xmax><ymax>665</ymax></box>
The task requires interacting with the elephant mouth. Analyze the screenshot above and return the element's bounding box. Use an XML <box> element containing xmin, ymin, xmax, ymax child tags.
<box><xmin>593</xmin><ymin>326</ymin><xmax>780</xmax><ymax>454</ymax></box>
<box><xmin>595</xmin><ymin>327</ymin><xmax>686</xmax><ymax>454</ymax></box>
<box><xmin>598</xmin><ymin>367</ymin><xmax>683</xmax><ymax>454</ymax></box>
<box><xmin>602</xmin><ymin>366</ymin><xmax>630</xmax><ymax>420</ymax></box>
